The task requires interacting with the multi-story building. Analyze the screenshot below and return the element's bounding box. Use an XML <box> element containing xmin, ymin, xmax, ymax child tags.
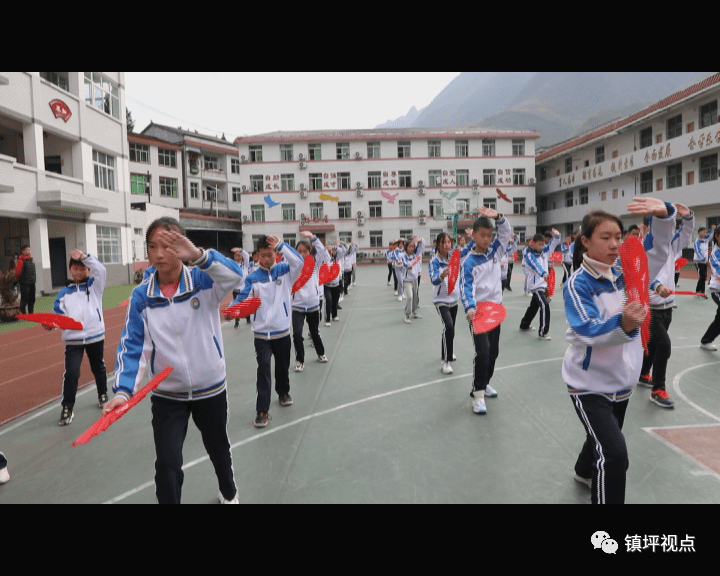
<box><xmin>535</xmin><ymin>72</ymin><xmax>720</xmax><ymax>237</ymax></box>
<box><xmin>0</xmin><ymin>72</ymin><xmax>136</xmax><ymax>292</ymax></box>
<box><xmin>139</xmin><ymin>122</ymin><xmax>242</xmax><ymax>251</ymax></box>
<box><xmin>233</xmin><ymin>128</ymin><xmax>540</xmax><ymax>254</ymax></box>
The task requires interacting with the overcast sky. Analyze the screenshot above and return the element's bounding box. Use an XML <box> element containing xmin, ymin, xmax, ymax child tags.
<box><xmin>124</xmin><ymin>72</ymin><xmax>461</xmax><ymax>140</ymax></box>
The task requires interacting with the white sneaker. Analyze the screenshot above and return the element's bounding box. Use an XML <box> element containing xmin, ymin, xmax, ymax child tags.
<box><xmin>472</xmin><ymin>397</ymin><xmax>487</xmax><ymax>414</ymax></box>
<box><xmin>485</xmin><ymin>384</ymin><xmax>498</xmax><ymax>398</ymax></box>
<box><xmin>538</xmin><ymin>333</ymin><xmax>552</xmax><ymax>341</ymax></box>
<box><xmin>452</xmin><ymin>354</ymin><xmax>457</xmax><ymax>361</ymax></box>
<box><xmin>339</xmin><ymin>295</ymin><xmax>344</xmax><ymax>302</ymax></box>
<box><xmin>332</xmin><ymin>317</ymin><xmax>339</xmax><ymax>322</ymax></box>
<box><xmin>0</xmin><ymin>466</ymin><xmax>9</xmax><ymax>485</ymax></box>
<box><xmin>295</xmin><ymin>362</ymin><xmax>304</xmax><ymax>372</ymax></box>
<box><xmin>441</xmin><ymin>361</ymin><xmax>453</xmax><ymax>374</ymax></box>
<box><xmin>404</xmin><ymin>316</ymin><xmax>412</xmax><ymax>324</ymax></box>
<box><xmin>573</xmin><ymin>474</ymin><xmax>592</xmax><ymax>489</ymax></box>
<box><xmin>388</xmin><ymin>281</ymin><xmax>392</xmax><ymax>286</ymax></box>
<box><xmin>700</xmin><ymin>342</ymin><xmax>717</xmax><ymax>351</ymax></box>
<box><xmin>394</xmin><ymin>290</ymin><xmax>398</xmax><ymax>295</ymax></box>
<box><xmin>325</xmin><ymin>321</ymin><xmax>331</xmax><ymax>327</ymax></box>
<box><xmin>412</xmin><ymin>313</ymin><xmax>422</xmax><ymax>319</ymax></box>
<box><xmin>219</xmin><ymin>491</ymin><xmax>239</xmax><ymax>504</ymax></box>
<box><xmin>398</xmin><ymin>295</ymin><xmax>403</xmax><ymax>302</ymax></box>
<box><xmin>317</xmin><ymin>355</ymin><xmax>328</xmax><ymax>363</ymax></box>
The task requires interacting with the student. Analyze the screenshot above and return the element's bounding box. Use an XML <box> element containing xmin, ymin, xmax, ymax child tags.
<box><xmin>106</xmin><ymin>217</ymin><xmax>243</xmax><ymax>504</ymax></box>
<box><xmin>231</xmin><ymin>247</ymin><xmax>250</xmax><ymax>328</ymax></box>
<box><xmin>291</xmin><ymin>231</ymin><xmax>329</xmax><ymax>371</ymax></box>
<box><xmin>323</xmin><ymin>244</ymin><xmax>343</xmax><ymax>325</ymax></box>
<box><xmin>393</xmin><ymin>238</ymin><xmax>406</xmax><ymax>300</ymax></box>
<box><xmin>0</xmin><ymin>452</ymin><xmax>8</xmax><ymax>485</ymax></box>
<box><xmin>460</xmin><ymin>207</ymin><xmax>511</xmax><ymax>415</ymax></box>
<box><xmin>429</xmin><ymin>233</ymin><xmax>460</xmax><ymax>374</ymax></box>
<box><xmin>519</xmin><ymin>230</ymin><xmax>561</xmax><ymax>340</ymax></box>
<box><xmin>501</xmin><ymin>233</ymin><xmax>518</xmax><ymax>292</ymax></box>
<box><xmin>230</xmin><ymin>234</ymin><xmax>304</xmax><ymax>428</ymax></box>
<box><xmin>638</xmin><ymin>204</ymin><xmax>694</xmax><ymax>409</ymax></box>
<box><xmin>340</xmin><ymin>241</ymin><xmax>356</xmax><ymax>297</ymax></box>
<box><xmin>560</xmin><ymin>235</ymin><xmax>573</xmax><ymax>285</ymax></box>
<box><xmin>15</xmin><ymin>245</ymin><xmax>36</xmax><ymax>315</ymax></box>
<box><xmin>51</xmin><ymin>250</ymin><xmax>108</xmax><ymax>425</ymax></box>
<box><xmin>700</xmin><ymin>226</ymin><xmax>720</xmax><ymax>351</ymax></box>
<box><xmin>400</xmin><ymin>236</ymin><xmax>425</xmax><ymax>323</ymax></box>
<box><xmin>386</xmin><ymin>241</ymin><xmax>397</xmax><ymax>287</ymax></box>
<box><xmin>694</xmin><ymin>226</ymin><xmax>714</xmax><ymax>298</ymax></box>
<box><xmin>563</xmin><ymin>198</ymin><xmax>676</xmax><ymax>504</ymax></box>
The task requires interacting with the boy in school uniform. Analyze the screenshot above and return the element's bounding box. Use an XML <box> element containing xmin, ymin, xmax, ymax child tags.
<box><xmin>694</xmin><ymin>226</ymin><xmax>714</xmax><ymax>298</ymax></box>
<box><xmin>51</xmin><ymin>250</ymin><xmax>108</xmax><ymax>425</ymax></box>
<box><xmin>230</xmin><ymin>235</ymin><xmax>304</xmax><ymax>428</ymax></box>
<box><xmin>519</xmin><ymin>229</ymin><xmax>561</xmax><ymax>340</ymax></box>
<box><xmin>460</xmin><ymin>207</ymin><xmax>511</xmax><ymax>415</ymax></box>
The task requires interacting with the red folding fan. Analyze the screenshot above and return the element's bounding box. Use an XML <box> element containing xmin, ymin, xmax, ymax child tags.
<box><xmin>471</xmin><ymin>302</ymin><xmax>507</xmax><ymax>335</ymax></box>
<box><xmin>73</xmin><ymin>367</ymin><xmax>174</xmax><ymax>446</ymax></box>
<box><xmin>292</xmin><ymin>254</ymin><xmax>315</xmax><ymax>294</ymax></box>
<box><xmin>318</xmin><ymin>262</ymin><xmax>340</xmax><ymax>286</ymax></box>
<box><xmin>545</xmin><ymin>264</ymin><xmax>556</xmax><ymax>297</ymax></box>
<box><xmin>446</xmin><ymin>249</ymin><xmax>461</xmax><ymax>295</ymax></box>
<box><xmin>17</xmin><ymin>313</ymin><xmax>83</xmax><ymax>331</ymax></box>
<box><xmin>549</xmin><ymin>251</ymin><xmax>562</xmax><ymax>262</ymax></box>
<box><xmin>618</xmin><ymin>236</ymin><xmax>651</xmax><ymax>354</ymax></box>
<box><xmin>221</xmin><ymin>298</ymin><xmax>261</xmax><ymax>319</ymax></box>
<box><xmin>674</xmin><ymin>257</ymin><xmax>688</xmax><ymax>270</ymax></box>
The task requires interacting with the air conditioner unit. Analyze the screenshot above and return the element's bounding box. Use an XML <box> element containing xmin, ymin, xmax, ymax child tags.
<box><xmin>355</xmin><ymin>152</ymin><xmax>362</xmax><ymax>159</ymax></box>
<box><xmin>357</xmin><ymin>230</ymin><xmax>365</xmax><ymax>237</ymax></box>
<box><xmin>356</xmin><ymin>181</ymin><xmax>362</xmax><ymax>188</ymax></box>
<box><xmin>419</xmin><ymin>216</ymin><xmax>426</xmax><ymax>225</ymax></box>
<box><xmin>240</xmin><ymin>155</ymin><xmax>248</xmax><ymax>162</ymax></box>
<box><xmin>418</xmin><ymin>180</ymin><xmax>424</xmax><ymax>186</ymax></box>
<box><xmin>529</xmin><ymin>206</ymin><xmax>536</xmax><ymax>213</ymax></box>
<box><xmin>241</xmin><ymin>185</ymin><xmax>247</xmax><ymax>192</ymax></box>
<box><xmin>242</xmin><ymin>215</ymin><xmax>248</xmax><ymax>222</ymax></box>
<box><xmin>417</xmin><ymin>187</ymin><xmax>425</xmax><ymax>195</ymax></box>
<box><xmin>357</xmin><ymin>211</ymin><xmax>364</xmax><ymax>218</ymax></box>
<box><xmin>528</xmin><ymin>178</ymin><xmax>536</xmax><ymax>184</ymax></box>
<box><xmin>356</xmin><ymin>189</ymin><xmax>364</xmax><ymax>197</ymax></box>
<box><xmin>472</xmin><ymin>179</ymin><xmax>478</xmax><ymax>186</ymax></box>
<box><xmin>299</xmin><ymin>161</ymin><xmax>306</xmax><ymax>169</ymax></box>
<box><xmin>300</xmin><ymin>189</ymin><xmax>308</xmax><ymax>198</ymax></box>
<box><xmin>298</xmin><ymin>153</ymin><xmax>305</xmax><ymax>160</ymax></box>
<box><xmin>357</xmin><ymin>217</ymin><xmax>365</xmax><ymax>225</ymax></box>
<box><xmin>419</xmin><ymin>209</ymin><xmax>425</xmax><ymax>217</ymax></box>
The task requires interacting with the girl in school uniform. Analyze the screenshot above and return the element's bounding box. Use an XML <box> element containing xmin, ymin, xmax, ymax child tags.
<box><xmin>700</xmin><ymin>226</ymin><xmax>720</xmax><ymax>350</ymax></box>
<box><xmin>429</xmin><ymin>233</ymin><xmax>460</xmax><ymax>374</ymax></box>
<box><xmin>291</xmin><ymin>231</ymin><xmax>329</xmax><ymax>371</ymax></box>
<box><xmin>400</xmin><ymin>236</ymin><xmax>425</xmax><ymax>323</ymax></box>
<box><xmin>231</xmin><ymin>247</ymin><xmax>250</xmax><ymax>328</ymax></box>
<box><xmin>563</xmin><ymin>198</ymin><xmax>676</xmax><ymax>504</ymax></box>
<box><xmin>106</xmin><ymin>217</ymin><xmax>244</xmax><ymax>504</ymax></box>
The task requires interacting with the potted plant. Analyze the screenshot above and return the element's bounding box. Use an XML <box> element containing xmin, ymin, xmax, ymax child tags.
<box><xmin>0</xmin><ymin>270</ymin><xmax>20</xmax><ymax>322</ymax></box>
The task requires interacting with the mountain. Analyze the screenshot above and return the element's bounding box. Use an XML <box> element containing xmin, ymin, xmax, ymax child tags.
<box><xmin>378</xmin><ymin>72</ymin><xmax>716</xmax><ymax>146</ymax></box>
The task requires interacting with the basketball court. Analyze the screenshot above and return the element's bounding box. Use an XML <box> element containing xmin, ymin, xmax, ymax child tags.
<box><xmin>1</xmin><ymin>263</ymin><xmax>719</xmax><ymax>504</ymax></box>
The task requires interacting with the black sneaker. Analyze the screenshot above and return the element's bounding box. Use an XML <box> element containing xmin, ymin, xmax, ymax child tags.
<box><xmin>638</xmin><ymin>374</ymin><xmax>653</xmax><ymax>388</ymax></box>
<box><xmin>59</xmin><ymin>407</ymin><xmax>74</xmax><ymax>426</ymax></box>
<box><xmin>279</xmin><ymin>393</ymin><xmax>293</xmax><ymax>407</ymax></box>
<box><xmin>254</xmin><ymin>412</ymin><xmax>271</xmax><ymax>428</ymax></box>
<box><xmin>98</xmin><ymin>394</ymin><xmax>108</xmax><ymax>409</ymax></box>
<box><xmin>650</xmin><ymin>389</ymin><xmax>675</xmax><ymax>409</ymax></box>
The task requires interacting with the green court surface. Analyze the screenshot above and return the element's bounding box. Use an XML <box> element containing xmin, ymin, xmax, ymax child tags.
<box><xmin>1</xmin><ymin>265</ymin><xmax>719</xmax><ymax>504</ymax></box>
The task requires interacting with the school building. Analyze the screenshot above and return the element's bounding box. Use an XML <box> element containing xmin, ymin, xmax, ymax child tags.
<box><xmin>233</xmin><ymin>128</ymin><xmax>540</xmax><ymax>255</ymax></box>
<box><xmin>535</xmin><ymin>72</ymin><xmax>720</xmax><ymax>239</ymax></box>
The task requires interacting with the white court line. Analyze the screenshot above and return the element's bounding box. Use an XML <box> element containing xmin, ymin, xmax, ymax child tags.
<box><xmin>104</xmin><ymin>356</ymin><xmax>564</xmax><ymax>504</ymax></box>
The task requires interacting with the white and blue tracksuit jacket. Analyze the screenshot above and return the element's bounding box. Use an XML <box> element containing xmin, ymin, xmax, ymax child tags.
<box><xmin>230</xmin><ymin>242</ymin><xmax>304</xmax><ymax>339</ymax></box>
<box><xmin>709</xmin><ymin>246</ymin><xmax>720</xmax><ymax>291</ymax></box>
<box><xmin>114</xmin><ymin>249</ymin><xmax>244</xmax><ymax>402</ymax></box>
<box><xmin>524</xmin><ymin>233</ymin><xmax>561</xmax><ymax>292</ymax></box>
<box><xmin>53</xmin><ymin>254</ymin><xmax>106</xmax><ymax>345</ymax></box>
<box><xmin>291</xmin><ymin>237</ymin><xmax>329</xmax><ymax>313</ymax></box>
<box><xmin>460</xmin><ymin>217</ymin><xmax>511</xmax><ymax>312</ymax></box>
<box><xmin>648</xmin><ymin>212</ymin><xmax>694</xmax><ymax>309</ymax></box>
<box><xmin>562</xmin><ymin>203</ymin><xmax>677</xmax><ymax>398</ymax></box>
<box><xmin>694</xmin><ymin>236</ymin><xmax>711</xmax><ymax>263</ymax></box>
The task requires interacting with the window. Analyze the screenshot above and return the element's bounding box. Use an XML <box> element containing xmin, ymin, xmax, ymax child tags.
<box><xmin>159</xmin><ymin>148</ymin><xmax>177</xmax><ymax>168</ymax></box>
<box><xmin>41</xmin><ymin>72</ymin><xmax>69</xmax><ymax>91</ymax></box>
<box><xmin>280</xmin><ymin>144</ymin><xmax>293</xmax><ymax>161</ymax></box>
<box><xmin>700</xmin><ymin>101</ymin><xmax>717</xmax><ymax>129</ymax></box>
<box><xmin>251</xmin><ymin>205</ymin><xmax>265</xmax><ymax>222</ymax></box>
<box><xmin>205</xmin><ymin>184</ymin><xmax>219</xmax><ymax>202</ymax></box>
<box><xmin>399</xmin><ymin>200</ymin><xmax>413</xmax><ymax>217</ymax></box>
<box><xmin>370</xmin><ymin>230</ymin><xmax>383</xmax><ymax>248</ymax></box>
<box><xmin>130</xmin><ymin>143</ymin><xmax>149</xmax><ymax>163</ymax></box>
<box><xmin>565</xmin><ymin>158</ymin><xmax>572</xmax><ymax>174</ymax></box>
<box><xmin>512</xmin><ymin>139</ymin><xmax>525</xmax><ymax>156</ymax></box>
<box><xmin>456</xmin><ymin>169</ymin><xmax>469</xmax><ymax>187</ymax></box>
<box><xmin>369</xmin><ymin>201</ymin><xmax>382</xmax><ymax>218</ymax></box>
<box><xmin>283</xmin><ymin>234</ymin><xmax>296</xmax><ymax>247</ymax></box>
<box><xmin>308</xmin><ymin>143</ymin><xmax>322</xmax><ymax>160</ymax></box>
<box><xmin>282</xmin><ymin>204</ymin><xmax>296</xmax><ymax>221</ymax></box>
<box><xmin>84</xmin><ymin>72</ymin><xmax>119</xmax><ymax>119</ymax></box>
<box><xmin>428</xmin><ymin>141</ymin><xmax>441</xmax><ymax>157</ymax></box>
<box><xmin>667</xmin><ymin>163</ymin><xmax>682</xmax><ymax>188</ymax></box>
<box><xmin>204</xmin><ymin>156</ymin><xmax>219</xmax><ymax>170</ymax></box>
<box><xmin>429</xmin><ymin>199</ymin><xmax>442</xmax><ymax>217</ymax></box>
<box><xmin>399</xmin><ymin>229</ymin><xmax>413</xmax><ymax>240</ymax></box>
<box><xmin>398</xmin><ymin>141</ymin><xmax>411</xmax><ymax>158</ymax></box>
<box><xmin>281</xmin><ymin>173</ymin><xmax>294</xmax><ymax>191</ymax></box>
<box><xmin>337</xmin><ymin>172</ymin><xmax>351</xmax><ymax>189</ymax></box>
<box><xmin>513</xmin><ymin>168</ymin><xmax>525</xmax><ymax>185</ymax></box>
<box><xmin>428</xmin><ymin>170</ymin><xmax>442</xmax><ymax>187</ymax></box>
<box><xmin>455</xmin><ymin>140</ymin><xmax>468</xmax><ymax>157</ymax></box>
<box><xmin>398</xmin><ymin>170</ymin><xmax>412</xmax><ymax>187</ymax></box>
<box><xmin>249</xmin><ymin>145</ymin><xmax>263</xmax><ymax>162</ymax></box>
<box><xmin>232</xmin><ymin>187</ymin><xmax>241</xmax><ymax>202</ymax></box>
<box><xmin>309</xmin><ymin>173</ymin><xmax>322</xmax><ymax>190</ymax></box>
<box><xmin>131</xmin><ymin>174</ymin><xmax>148</xmax><ymax>195</ymax></box>
<box><xmin>367</xmin><ymin>142</ymin><xmax>380</xmax><ymax>159</ymax></box>
<box><xmin>159</xmin><ymin>177</ymin><xmax>178</xmax><ymax>198</ymax></box>
<box><xmin>666</xmin><ymin>115</ymin><xmax>682</xmax><ymax>140</ymax></box>
<box><xmin>338</xmin><ymin>202</ymin><xmax>351</xmax><ymax>218</ymax></box>
<box><xmin>250</xmin><ymin>175</ymin><xmax>264</xmax><ymax>192</ymax></box>
<box><xmin>639</xmin><ymin>127</ymin><xmax>652</xmax><ymax>149</ymax></box>
<box><xmin>231</xmin><ymin>158</ymin><xmax>240</xmax><ymax>174</ymax></box>
<box><xmin>600</xmin><ymin>191</ymin><xmax>606</xmax><ymax>201</ymax></box>
<box><xmin>368</xmin><ymin>171</ymin><xmax>381</xmax><ymax>189</ymax></box>
<box><xmin>514</xmin><ymin>227</ymin><xmax>527</xmax><ymax>243</ymax></box>
<box><xmin>700</xmin><ymin>153</ymin><xmax>718</xmax><ymax>183</ymax></box>
<box><xmin>96</xmin><ymin>226</ymin><xmax>121</xmax><ymax>264</ymax></box>
<box><xmin>310</xmin><ymin>202</ymin><xmax>323</xmax><ymax>219</ymax></box>
<box><xmin>513</xmin><ymin>197</ymin><xmax>525</xmax><ymax>214</ymax></box>
<box><xmin>336</xmin><ymin>142</ymin><xmax>349</xmax><ymax>159</ymax></box>
<box><xmin>640</xmin><ymin>170</ymin><xmax>653</xmax><ymax>193</ymax></box>
<box><xmin>579</xmin><ymin>187</ymin><xmax>588</xmax><ymax>205</ymax></box>
<box><xmin>595</xmin><ymin>145</ymin><xmax>605</xmax><ymax>164</ymax></box>
<box><xmin>482</xmin><ymin>139</ymin><xmax>495</xmax><ymax>157</ymax></box>
<box><xmin>483</xmin><ymin>169</ymin><xmax>495</xmax><ymax>186</ymax></box>
<box><xmin>565</xmin><ymin>190</ymin><xmax>573</xmax><ymax>207</ymax></box>
<box><xmin>482</xmin><ymin>198</ymin><xmax>496</xmax><ymax>210</ymax></box>
<box><xmin>93</xmin><ymin>150</ymin><xmax>115</xmax><ymax>191</ymax></box>
<box><xmin>190</xmin><ymin>182</ymin><xmax>199</xmax><ymax>199</ymax></box>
